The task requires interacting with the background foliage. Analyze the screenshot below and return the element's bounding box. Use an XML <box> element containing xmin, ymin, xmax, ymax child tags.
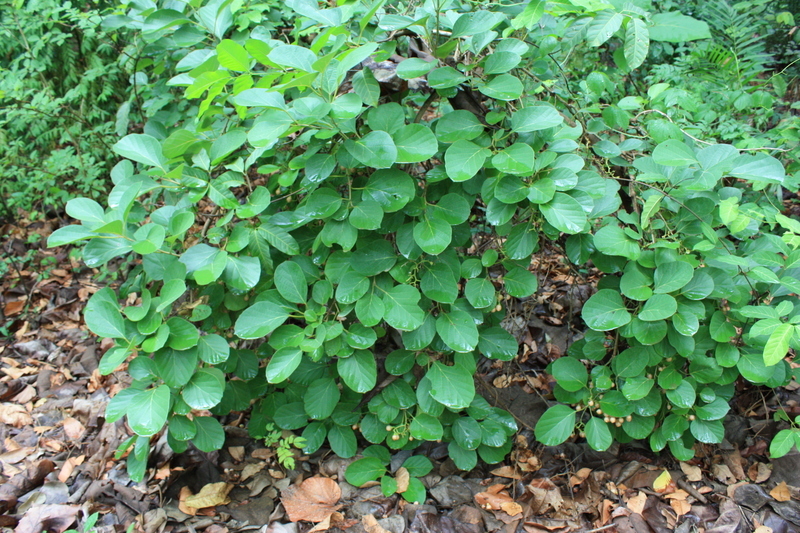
<box><xmin>29</xmin><ymin>0</ymin><xmax>800</xmax><ymax>489</ymax></box>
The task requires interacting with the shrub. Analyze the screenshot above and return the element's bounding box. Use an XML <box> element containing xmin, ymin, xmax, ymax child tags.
<box><xmin>0</xmin><ymin>0</ymin><xmax>129</xmax><ymax>218</ymax></box>
<box><xmin>50</xmin><ymin>0</ymin><xmax>800</xmax><ymax>490</ymax></box>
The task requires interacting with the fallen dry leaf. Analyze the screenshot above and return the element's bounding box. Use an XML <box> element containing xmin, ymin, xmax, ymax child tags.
<box><xmin>569</xmin><ymin>467</ymin><xmax>592</xmax><ymax>487</ymax></box>
<box><xmin>240</xmin><ymin>462</ymin><xmax>265</xmax><ymax>481</ymax></box>
<box><xmin>474</xmin><ymin>484</ymin><xmax>522</xmax><ymax>516</ymax></box>
<box><xmin>362</xmin><ymin>514</ymin><xmax>391</xmax><ymax>533</ymax></box>
<box><xmin>4</xmin><ymin>300</ymin><xmax>25</xmax><ymax>317</ymax></box>
<box><xmin>680</xmin><ymin>462</ymin><xmax>703</xmax><ymax>482</ymax></box>
<box><xmin>0</xmin><ymin>403</ymin><xmax>33</xmax><ymax>427</ymax></box>
<box><xmin>61</xmin><ymin>417</ymin><xmax>85</xmax><ymax>440</ymax></box>
<box><xmin>57</xmin><ymin>455</ymin><xmax>84</xmax><ymax>483</ymax></box>
<box><xmin>184</xmin><ymin>482</ymin><xmax>233</xmax><ymax>509</ymax></box>
<box><xmin>500</xmin><ymin>501</ymin><xmax>523</xmax><ymax>516</ymax></box>
<box><xmin>527</xmin><ymin>478</ymin><xmax>563</xmax><ymax>514</ymax></box>
<box><xmin>653</xmin><ymin>470</ymin><xmax>672</xmax><ymax>493</ymax></box>
<box><xmin>664</xmin><ymin>490</ymin><xmax>689</xmax><ymax>500</ymax></box>
<box><xmin>754</xmin><ymin>526</ymin><xmax>774</xmax><ymax>533</ymax></box>
<box><xmin>281</xmin><ymin>477</ymin><xmax>342</xmax><ymax>523</ymax></box>
<box><xmin>178</xmin><ymin>486</ymin><xmax>197</xmax><ymax>516</ymax></box>
<box><xmin>14</xmin><ymin>504</ymin><xmax>80</xmax><ymax>533</ymax></box>
<box><xmin>627</xmin><ymin>492</ymin><xmax>647</xmax><ymax>515</ymax></box>
<box><xmin>712</xmin><ymin>464</ymin><xmax>736</xmax><ymax>485</ymax></box>
<box><xmin>749</xmin><ymin>462</ymin><xmax>772</xmax><ymax>483</ymax></box>
<box><xmin>770</xmin><ymin>481</ymin><xmax>792</xmax><ymax>502</ymax></box>
<box><xmin>491</xmin><ymin>465</ymin><xmax>522</xmax><ymax>479</ymax></box>
<box><xmin>228</xmin><ymin>446</ymin><xmax>245</xmax><ymax>462</ymax></box>
<box><xmin>670</xmin><ymin>499</ymin><xmax>691</xmax><ymax>517</ymax></box>
<box><xmin>395</xmin><ymin>467</ymin><xmax>410</xmax><ymax>493</ymax></box>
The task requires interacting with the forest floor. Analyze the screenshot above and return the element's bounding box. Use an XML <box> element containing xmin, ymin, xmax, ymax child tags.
<box><xmin>2</xmin><ymin>214</ymin><xmax>800</xmax><ymax>533</ymax></box>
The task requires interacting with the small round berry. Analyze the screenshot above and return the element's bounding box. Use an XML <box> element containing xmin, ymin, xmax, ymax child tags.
<box><xmin>603</xmin><ymin>417</ymin><xmax>610</xmax><ymax>423</ymax></box>
<box><xmin>688</xmin><ymin>414</ymin><xmax>696</xmax><ymax>421</ymax></box>
<box><xmin>625</xmin><ymin>415</ymin><xmax>632</xmax><ymax>422</ymax></box>
<box><xmin>386</xmin><ymin>425</ymin><xmax>393</xmax><ymax>431</ymax></box>
<box><xmin>588</xmin><ymin>400</ymin><xmax>595</xmax><ymax>407</ymax></box>
<box><xmin>609</xmin><ymin>417</ymin><xmax>616</xmax><ymax>424</ymax></box>
<box><xmin>391</xmin><ymin>434</ymin><xmax>400</xmax><ymax>441</ymax></box>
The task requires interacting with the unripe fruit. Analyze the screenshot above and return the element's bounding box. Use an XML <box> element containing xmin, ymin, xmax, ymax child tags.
<box><xmin>609</xmin><ymin>417</ymin><xmax>616</xmax><ymax>424</ymax></box>
<box><xmin>386</xmin><ymin>425</ymin><xmax>393</xmax><ymax>431</ymax></box>
<box><xmin>625</xmin><ymin>415</ymin><xmax>632</xmax><ymax>422</ymax></box>
<box><xmin>688</xmin><ymin>414</ymin><xmax>696</xmax><ymax>421</ymax></box>
<box><xmin>588</xmin><ymin>400</ymin><xmax>595</xmax><ymax>407</ymax></box>
<box><xmin>391</xmin><ymin>434</ymin><xmax>400</xmax><ymax>441</ymax></box>
<box><xmin>603</xmin><ymin>417</ymin><xmax>610</xmax><ymax>423</ymax></box>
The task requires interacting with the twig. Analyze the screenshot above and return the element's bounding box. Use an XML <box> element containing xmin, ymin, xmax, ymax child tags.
<box><xmin>414</xmin><ymin>91</ymin><xmax>438</xmax><ymax>123</ymax></box>
<box><xmin>677</xmin><ymin>477</ymin><xmax>708</xmax><ymax>504</ymax></box>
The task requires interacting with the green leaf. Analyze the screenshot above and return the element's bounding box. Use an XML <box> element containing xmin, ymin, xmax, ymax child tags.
<box><xmin>234</xmin><ymin>301</ymin><xmax>290</xmax><ymax>339</ymax></box>
<box><xmin>266</xmin><ymin>347</ymin><xmax>303</xmax><ymax>383</ymax></box>
<box><xmin>540</xmin><ymin>193</ymin><xmax>587</xmax><ymax>234</ymax></box>
<box><xmin>493</xmin><ymin>143</ymin><xmax>535</xmax><ymax>175</ymax></box>
<box><xmin>465</xmin><ymin>278</ymin><xmax>495</xmax><ymax>309</ymax></box>
<box><xmin>396</xmin><ymin>57</ymin><xmax>436</xmax><ymax>79</ymax></box>
<box><xmin>504</xmin><ymin>265</ymin><xmax>539</xmax><ymax>298</ymax></box>
<box><xmin>274</xmin><ymin>402</ymin><xmax>308</xmax><ymax>430</ymax></box>
<box><xmin>534</xmin><ymin>404</ymin><xmax>576</xmax><ymax>445</ymax></box>
<box><xmin>217</xmin><ymin>39</ymin><xmax>249</xmax><ymax>71</ymax></box>
<box><xmin>583</xmin><ymin>289</ymin><xmax>632</xmax><ymax>331</ymax></box>
<box><xmin>197</xmin><ymin>333</ymin><xmax>231</xmax><ymax>365</ymax></box>
<box><xmin>593</xmin><ymin>225</ymin><xmax>640</xmax><ymax>260</ymax></box>
<box><xmin>350</xmin><ymin>200</ymin><xmax>384</xmax><ymax>230</ymax></box>
<box><xmin>690</xmin><ymin>419</ymin><xmax>724</xmax><ymax>444</ymax></box>
<box><xmin>328</xmin><ymin>425</ymin><xmax>357</xmax><ymax>458</ymax></box>
<box><xmin>453</xmin><ymin>417</ymin><xmax>482</xmax><ymax>450</ymax></box>
<box><xmin>421</xmin><ymin>263</ymin><xmax>458</xmax><ymax>303</ymax></box>
<box><xmin>275</xmin><ymin>261</ymin><xmax>307</xmax><ymax>304</ymax></box>
<box><xmin>403</xmin><ymin>456</ymin><xmax>433</xmax><ymax>477</ymax></box>
<box><xmin>649</xmin><ymin>12</ymin><xmax>711</xmax><ymax>43</ymax></box>
<box><xmin>410</xmin><ymin>414</ymin><xmax>444</xmax><ymax>441</ymax></box>
<box><xmin>511</xmin><ymin>104</ymin><xmax>563</xmax><ymax>132</ymax></box>
<box><xmin>352</xmin><ymin>67</ymin><xmax>380</xmax><ymax>107</ymax></box>
<box><xmin>345</xmin><ymin>457</ymin><xmax>386</xmax><ymax>487</ymax></box>
<box><xmin>413</xmin><ymin>217</ymin><xmax>452</xmax><ymax>255</ymax></box>
<box><xmin>427</xmin><ymin>362</ymin><xmax>475</xmax><ymax>409</ymax></box>
<box><xmin>528</xmin><ymin>178</ymin><xmax>556</xmax><ymax>204</ymax></box>
<box><xmin>445</xmin><ymin>140</ymin><xmax>491</xmax><ymax>182</ymax></box>
<box><xmin>478</xmin><ymin>327</ymin><xmax>518</xmax><ymax>361</ymax></box>
<box><xmin>448</xmin><ymin>442</ymin><xmax>477</xmax><ymax>471</ymax></box>
<box><xmin>709</xmin><ymin>311</ymin><xmax>736</xmax><ymax>342</ymax></box>
<box><xmin>364</xmin><ymin>169</ymin><xmax>415</xmax><ymax>212</ymax></box>
<box><xmin>128</xmin><ymin>386</ymin><xmax>170</xmax><ymax>436</ymax></box>
<box><xmin>47</xmin><ymin>225</ymin><xmax>98</xmax><ymax>247</ymax></box>
<box><xmin>620</xmin><ymin>262</ymin><xmax>653</xmax><ymax>301</ymax></box>
<box><xmin>192</xmin><ymin>417</ymin><xmax>225</xmax><ymax>452</ymax></box>
<box><xmin>154</xmin><ymin>348</ymin><xmax>197</xmax><ymax>388</ymax></box>
<box><xmin>113</xmin><ymin>134</ymin><xmax>167</xmax><ymax>170</ymax></box>
<box><xmin>304</xmin><ymin>377</ymin><xmax>340</xmax><ymax>419</ymax></box>
<box><xmin>427</xmin><ymin>66</ymin><xmax>468</xmax><ymax>89</ymax></box>
<box><xmin>85</xmin><ymin>287</ymin><xmax>126</xmax><ymax>339</ymax></box>
<box><xmin>511</xmin><ymin>0</ymin><xmax>544</xmax><ymax>29</ymax></box>
<box><xmin>338</xmin><ymin>350</ymin><xmax>377</xmax><ymax>393</ymax></box>
<box><xmin>624</xmin><ymin>17</ymin><xmax>649</xmax><ymax>70</ymax></box>
<box><xmin>653</xmin><ymin>261</ymin><xmax>694</xmax><ymax>294</ymax></box>
<box><xmin>585</xmin><ymin>417</ymin><xmax>613</xmax><ymax>451</ymax></box>
<box><xmin>268</xmin><ymin>44</ymin><xmax>316</xmax><ymax>71</ymax></box>
<box><xmin>587</xmin><ymin>11</ymin><xmax>624</xmax><ymax>47</ymax></box>
<box><xmin>770</xmin><ymin>429</ymin><xmax>796</xmax><ymax>458</ymax></box>
<box><xmin>638</xmin><ymin>294</ymin><xmax>677</xmax><ymax>322</ymax></box>
<box><xmin>436</xmin><ymin>110</ymin><xmax>483</xmax><ymax>142</ymax></box>
<box><xmin>764</xmin><ymin>323</ymin><xmax>793</xmax><ymax>366</ymax></box>
<box><xmin>344</xmin><ymin>131</ymin><xmax>397</xmax><ymax>169</ymax></box>
<box><xmin>451</xmin><ymin>10</ymin><xmax>504</xmax><ymax>38</ymax></box>
<box><xmin>666</xmin><ymin>381</ymin><xmax>696</xmax><ymax>409</ymax></box>
<box><xmin>382</xmin><ymin>285</ymin><xmax>425</xmax><ymax>331</ymax></box>
<box><xmin>484</xmin><ymin>52</ymin><xmax>521</xmax><ymax>74</ymax></box>
<box><xmin>433</xmin><ymin>193</ymin><xmax>471</xmax><ymax>225</ymax></box>
<box><xmin>336</xmin><ymin>272</ymin><xmax>369</xmax><ymax>305</ymax></box>
<box><xmin>436</xmin><ymin>311</ymin><xmax>479</xmax><ymax>353</ymax></box>
<box><xmin>478</xmin><ymin>74</ymin><xmax>524</xmax><ymax>101</ymax></box>
<box><xmin>551</xmin><ymin>357</ymin><xmax>587</xmax><ymax>392</ymax></box>
<box><xmin>302</xmin><ymin>422</ymin><xmax>327</xmax><ymax>454</ymax></box>
<box><xmin>392</xmin><ymin>124</ymin><xmax>438</xmax><ymax>163</ymax></box>
<box><xmin>652</xmin><ymin>140</ymin><xmax>698</xmax><ymax>166</ymax></box>
<box><xmin>182</xmin><ymin>368</ymin><xmax>225</xmax><ymax>410</ymax></box>
<box><xmin>256</xmin><ymin>223</ymin><xmax>300</xmax><ymax>255</ymax></box>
